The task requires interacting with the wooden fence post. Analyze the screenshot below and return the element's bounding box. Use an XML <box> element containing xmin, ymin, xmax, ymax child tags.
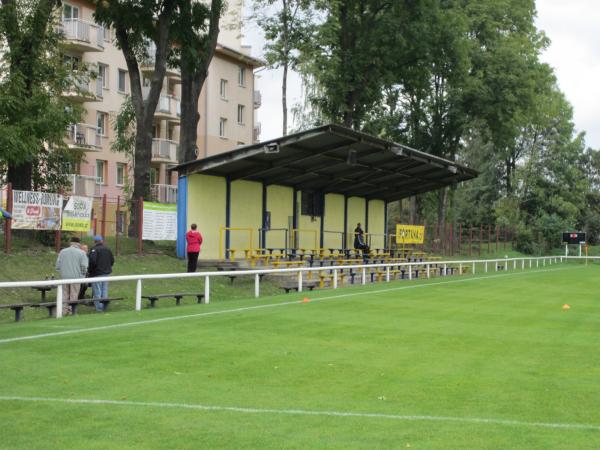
<box><xmin>4</xmin><ymin>183</ymin><xmax>12</xmax><ymax>254</ymax></box>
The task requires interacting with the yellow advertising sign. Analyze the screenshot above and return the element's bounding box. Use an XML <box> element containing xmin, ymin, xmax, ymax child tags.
<box><xmin>396</xmin><ymin>224</ymin><xmax>425</xmax><ymax>244</ymax></box>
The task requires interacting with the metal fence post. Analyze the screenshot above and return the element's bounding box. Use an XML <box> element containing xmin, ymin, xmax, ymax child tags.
<box><xmin>361</xmin><ymin>268</ymin><xmax>366</xmax><ymax>285</ymax></box>
<box><xmin>205</xmin><ymin>275</ymin><xmax>210</xmax><ymax>303</ymax></box>
<box><xmin>297</xmin><ymin>271</ymin><xmax>303</xmax><ymax>292</ymax></box>
<box><xmin>443</xmin><ymin>263</ymin><xmax>447</xmax><ymax>276</ymax></box>
<box><xmin>137</xmin><ymin>197</ymin><xmax>144</xmax><ymax>256</ymax></box>
<box><xmin>135</xmin><ymin>279</ymin><xmax>142</xmax><ymax>311</ymax></box>
<box><xmin>101</xmin><ymin>193</ymin><xmax>107</xmax><ymax>239</ymax></box>
<box><xmin>386</xmin><ymin>266</ymin><xmax>390</xmax><ymax>282</ymax></box>
<box><xmin>56</xmin><ymin>284</ymin><xmax>63</xmax><ymax>319</ymax></box>
<box><xmin>333</xmin><ymin>269</ymin><xmax>338</xmax><ymax>289</ymax></box>
<box><xmin>409</xmin><ymin>264</ymin><xmax>412</xmax><ymax>280</ymax></box>
<box><xmin>255</xmin><ymin>273</ymin><xmax>260</xmax><ymax>297</ymax></box>
<box><xmin>427</xmin><ymin>264</ymin><xmax>430</xmax><ymax>278</ymax></box>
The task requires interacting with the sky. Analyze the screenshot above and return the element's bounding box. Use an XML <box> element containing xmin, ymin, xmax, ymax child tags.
<box><xmin>244</xmin><ymin>1</ymin><xmax>600</xmax><ymax>149</ymax></box>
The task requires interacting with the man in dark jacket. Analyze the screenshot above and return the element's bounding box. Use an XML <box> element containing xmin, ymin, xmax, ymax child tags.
<box><xmin>89</xmin><ymin>235</ymin><xmax>115</xmax><ymax>312</ymax></box>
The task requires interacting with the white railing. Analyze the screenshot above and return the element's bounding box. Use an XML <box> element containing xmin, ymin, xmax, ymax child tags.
<box><xmin>68</xmin><ymin>174</ymin><xmax>101</xmax><ymax>197</ymax></box>
<box><xmin>253</xmin><ymin>90</ymin><xmax>262</xmax><ymax>109</ymax></box>
<box><xmin>151</xmin><ymin>184</ymin><xmax>178</xmax><ymax>204</ymax></box>
<box><xmin>66</xmin><ymin>124</ymin><xmax>102</xmax><ymax>149</ymax></box>
<box><xmin>151</xmin><ymin>138</ymin><xmax>178</xmax><ymax>161</ymax></box>
<box><xmin>61</xmin><ymin>19</ymin><xmax>103</xmax><ymax>48</ymax></box>
<box><xmin>253</xmin><ymin>122</ymin><xmax>261</xmax><ymax>142</ymax></box>
<box><xmin>142</xmin><ymin>88</ymin><xmax>180</xmax><ymax>117</ymax></box>
<box><xmin>0</xmin><ymin>256</ymin><xmax>567</xmax><ymax>319</ymax></box>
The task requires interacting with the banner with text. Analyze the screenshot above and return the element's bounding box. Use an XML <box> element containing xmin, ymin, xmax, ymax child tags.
<box><xmin>142</xmin><ymin>202</ymin><xmax>177</xmax><ymax>241</ymax></box>
<box><xmin>62</xmin><ymin>196</ymin><xmax>93</xmax><ymax>231</ymax></box>
<box><xmin>396</xmin><ymin>224</ymin><xmax>425</xmax><ymax>244</ymax></box>
<box><xmin>11</xmin><ymin>190</ymin><xmax>63</xmax><ymax>230</ymax></box>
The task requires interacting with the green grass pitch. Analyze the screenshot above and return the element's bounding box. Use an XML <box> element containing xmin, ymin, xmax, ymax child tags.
<box><xmin>1</xmin><ymin>262</ymin><xmax>600</xmax><ymax>448</ymax></box>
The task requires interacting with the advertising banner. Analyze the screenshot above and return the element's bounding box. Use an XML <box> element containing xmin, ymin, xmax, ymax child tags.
<box><xmin>142</xmin><ymin>201</ymin><xmax>177</xmax><ymax>241</ymax></box>
<box><xmin>62</xmin><ymin>196</ymin><xmax>94</xmax><ymax>231</ymax></box>
<box><xmin>395</xmin><ymin>224</ymin><xmax>425</xmax><ymax>244</ymax></box>
<box><xmin>11</xmin><ymin>190</ymin><xmax>63</xmax><ymax>230</ymax></box>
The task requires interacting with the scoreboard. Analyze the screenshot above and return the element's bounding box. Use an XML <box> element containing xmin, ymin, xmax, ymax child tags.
<box><xmin>562</xmin><ymin>232</ymin><xmax>586</xmax><ymax>245</ymax></box>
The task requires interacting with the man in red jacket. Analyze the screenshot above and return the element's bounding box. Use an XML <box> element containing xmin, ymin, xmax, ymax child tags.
<box><xmin>186</xmin><ymin>223</ymin><xmax>203</xmax><ymax>272</ymax></box>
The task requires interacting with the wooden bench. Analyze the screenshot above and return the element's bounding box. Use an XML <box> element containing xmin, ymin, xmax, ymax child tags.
<box><xmin>142</xmin><ymin>293</ymin><xmax>205</xmax><ymax>307</ymax></box>
<box><xmin>0</xmin><ymin>303</ymin><xmax>32</xmax><ymax>322</ymax></box>
<box><xmin>30</xmin><ymin>297</ymin><xmax>125</xmax><ymax>316</ymax></box>
<box><xmin>280</xmin><ymin>281</ymin><xmax>318</xmax><ymax>293</ymax></box>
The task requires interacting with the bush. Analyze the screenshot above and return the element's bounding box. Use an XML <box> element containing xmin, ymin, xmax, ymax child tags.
<box><xmin>514</xmin><ymin>225</ymin><xmax>539</xmax><ymax>255</ymax></box>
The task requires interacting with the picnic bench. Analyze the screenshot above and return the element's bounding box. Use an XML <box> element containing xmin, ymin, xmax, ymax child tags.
<box><xmin>280</xmin><ymin>281</ymin><xmax>318</xmax><ymax>293</ymax></box>
<box><xmin>30</xmin><ymin>297</ymin><xmax>125</xmax><ymax>316</ymax></box>
<box><xmin>0</xmin><ymin>302</ymin><xmax>32</xmax><ymax>322</ymax></box>
<box><xmin>142</xmin><ymin>293</ymin><xmax>205</xmax><ymax>307</ymax></box>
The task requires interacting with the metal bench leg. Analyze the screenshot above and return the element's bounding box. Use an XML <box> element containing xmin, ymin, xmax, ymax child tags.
<box><xmin>102</xmin><ymin>300</ymin><xmax>110</xmax><ymax>311</ymax></box>
<box><xmin>71</xmin><ymin>303</ymin><xmax>78</xmax><ymax>315</ymax></box>
<box><xmin>196</xmin><ymin>295</ymin><xmax>203</xmax><ymax>304</ymax></box>
<box><xmin>175</xmin><ymin>296</ymin><xmax>182</xmax><ymax>306</ymax></box>
<box><xmin>14</xmin><ymin>307</ymin><xmax>23</xmax><ymax>322</ymax></box>
<box><xmin>150</xmin><ymin>298</ymin><xmax>157</xmax><ymax>307</ymax></box>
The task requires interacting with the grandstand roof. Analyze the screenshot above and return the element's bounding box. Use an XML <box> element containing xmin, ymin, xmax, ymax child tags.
<box><xmin>173</xmin><ymin>124</ymin><xmax>478</xmax><ymax>201</ymax></box>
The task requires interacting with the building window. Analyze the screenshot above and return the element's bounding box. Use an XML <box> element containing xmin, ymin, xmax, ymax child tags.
<box><xmin>102</xmin><ymin>26</ymin><xmax>110</xmax><ymax>41</ymax></box>
<box><xmin>116</xmin><ymin>163</ymin><xmax>127</xmax><ymax>186</ymax></box>
<box><xmin>220</xmin><ymin>79</ymin><xmax>227</xmax><ymax>99</ymax></box>
<box><xmin>219</xmin><ymin>118</ymin><xmax>227</xmax><ymax>138</ymax></box>
<box><xmin>116</xmin><ymin>211</ymin><xmax>126</xmax><ymax>234</ymax></box>
<box><xmin>96</xmin><ymin>111</ymin><xmax>107</xmax><ymax>136</ymax></box>
<box><xmin>118</xmin><ymin>69</ymin><xmax>127</xmax><ymax>93</ymax></box>
<box><xmin>96</xmin><ymin>160</ymin><xmax>107</xmax><ymax>184</ymax></box>
<box><xmin>98</xmin><ymin>64</ymin><xmax>109</xmax><ymax>89</ymax></box>
<box><xmin>237</xmin><ymin>104</ymin><xmax>245</xmax><ymax>125</ymax></box>
<box><xmin>238</xmin><ymin>67</ymin><xmax>246</xmax><ymax>87</ymax></box>
<box><xmin>62</xmin><ymin>3</ymin><xmax>79</xmax><ymax>20</ymax></box>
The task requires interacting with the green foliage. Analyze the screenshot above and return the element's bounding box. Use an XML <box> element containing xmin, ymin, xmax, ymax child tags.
<box><xmin>0</xmin><ymin>0</ymin><xmax>83</xmax><ymax>190</ymax></box>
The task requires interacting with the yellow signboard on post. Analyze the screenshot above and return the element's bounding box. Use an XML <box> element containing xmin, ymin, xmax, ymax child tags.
<box><xmin>396</xmin><ymin>224</ymin><xmax>425</xmax><ymax>244</ymax></box>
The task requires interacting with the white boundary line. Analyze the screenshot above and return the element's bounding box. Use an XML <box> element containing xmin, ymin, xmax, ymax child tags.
<box><xmin>0</xmin><ymin>265</ymin><xmax>581</xmax><ymax>345</ymax></box>
<box><xmin>0</xmin><ymin>395</ymin><xmax>598</xmax><ymax>432</ymax></box>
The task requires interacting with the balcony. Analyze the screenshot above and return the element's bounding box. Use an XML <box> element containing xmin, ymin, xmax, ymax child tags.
<box><xmin>66</xmin><ymin>124</ymin><xmax>103</xmax><ymax>151</ymax></box>
<box><xmin>61</xmin><ymin>19</ymin><xmax>104</xmax><ymax>52</ymax></box>
<box><xmin>63</xmin><ymin>75</ymin><xmax>102</xmax><ymax>103</ymax></box>
<box><xmin>68</xmin><ymin>174</ymin><xmax>101</xmax><ymax>198</ymax></box>
<box><xmin>151</xmin><ymin>138</ymin><xmax>179</xmax><ymax>163</ymax></box>
<box><xmin>253</xmin><ymin>90</ymin><xmax>262</xmax><ymax>109</ymax></box>
<box><xmin>143</xmin><ymin>88</ymin><xmax>180</xmax><ymax>122</ymax></box>
<box><xmin>141</xmin><ymin>42</ymin><xmax>181</xmax><ymax>82</ymax></box>
<box><xmin>253</xmin><ymin>122</ymin><xmax>261</xmax><ymax>143</ymax></box>
<box><xmin>151</xmin><ymin>184</ymin><xmax>178</xmax><ymax>204</ymax></box>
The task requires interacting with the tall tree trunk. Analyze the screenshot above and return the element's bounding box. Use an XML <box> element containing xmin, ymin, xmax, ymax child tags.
<box><xmin>179</xmin><ymin>0</ymin><xmax>222</xmax><ymax>163</ymax></box>
<box><xmin>282</xmin><ymin>62</ymin><xmax>288</xmax><ymax>136</ymax></box>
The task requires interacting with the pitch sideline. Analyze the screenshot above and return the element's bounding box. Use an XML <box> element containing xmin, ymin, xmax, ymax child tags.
<box><xmin>0</xmin><ymin>395</ymin><xmax>598</xmax><ymax>432</ymax></box>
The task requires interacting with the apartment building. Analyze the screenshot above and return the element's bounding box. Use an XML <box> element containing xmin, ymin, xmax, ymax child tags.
<box><xmin>62</xmin><ymin>0</ymin><xmax>263</xmax><ymax>209</ymax></box>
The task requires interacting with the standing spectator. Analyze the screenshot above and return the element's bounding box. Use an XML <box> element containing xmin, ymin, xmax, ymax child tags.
<box><xmin>78</xmin><ymin>244</ymin><xmax>90</xmax><ymax>300</ymax></box>
<box><xmin>354</xmin><ymin>222</ymin><xmax>370</xmax><ymax>257</ymax></box>
<box><xmin>186</xmin><ymin>224</ymin><xmax>203</xmax><ymax>272</ymax></box>
<box><xmin>55</xmin><ymin>236</ymin><xmax>88</xmax><ymax>316</ymax></box>
<box><xmin>89</xmin><ymin>235</ymin><xmax>115</xmax><ymax>312</ymax></box>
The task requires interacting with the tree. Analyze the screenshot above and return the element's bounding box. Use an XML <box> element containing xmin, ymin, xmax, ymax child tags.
<box><xmin>300</xmin><ymin>0</ymin><xmax>403</xmax><ymax>129</ymax></box>
<box><xmin>94</xmin><ymin>0</ymin><xmax>178</xmax><ymax>204</ymax></box>
<box><xmin>254</xmin><ymin>0</ymin><xmax>314</xmax><ymax>135</ymax></box>
<box><xmin>0</xmin><ymin>0</ymin><xmax>82</xmax><ymax>191</ymax></box>
<box><xmin>173</xmin><ymin>0</ymin><xmax>223</xmax><ymax>163</ymax></box>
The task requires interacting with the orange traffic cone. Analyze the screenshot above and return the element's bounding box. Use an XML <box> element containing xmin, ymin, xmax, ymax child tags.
<box><xmin>562</xmin><ymin>304</ymin><xmax>570</xmax><ymax>311</ymax></box>
<box><xmin>302</xmin><ymin>298</ymin><xmax>310</xmax><ymax>303</ymax></box>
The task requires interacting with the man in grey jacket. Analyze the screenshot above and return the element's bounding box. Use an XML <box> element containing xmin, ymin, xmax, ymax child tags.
<box><xmin>55</xmin><ymin>236</ymin><xmax>88</xmax><ymax>315</ymax></box>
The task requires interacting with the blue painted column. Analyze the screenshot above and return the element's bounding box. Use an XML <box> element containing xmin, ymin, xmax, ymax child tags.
<box><xmin>176</xmin><ymin>176</ymin><xmax>188</xmax><ymax>259</ymax></box>
<box><xmin>261</xmin><ymin>182</ymin><xmax>268</xmax><ymax>250</ymax></box>
<box><xmin>343</xmin><ymin>194</ymin><xmax>348</xmax><ymax>251</ymax></box>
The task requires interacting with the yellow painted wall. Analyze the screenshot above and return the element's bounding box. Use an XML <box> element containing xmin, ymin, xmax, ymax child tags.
<box><xmin>296</xmin><ymin>191</ymin><xmax>320</xmax><ymax>250</ymax></box>
<box><xmin>367</xmin><ymin>200</ymin><xmax>385</xmax><ymax>249</ymax></box>
<box><xmin>230</xmin><ymin>180</ymin><xmax>262</xmax><ymax>252</ymax></box>
<box><xmin>323</xmin><ymin>194</ymin><xmax>345</xmax><ymax>249</ymax></box>
<box><xmin>266</xmin><ymin>185</ymin><xmax>293</xmax><ymax>249</ymax></box>
<box><xmin>188</xmin><ymin>174</ymin><xmax>226</xmax><ymax>259</ymax></box>
<box><xmin>347</xmin><ymin>197</ymin><xmax>366</xmax><ymax>248</ymax></box>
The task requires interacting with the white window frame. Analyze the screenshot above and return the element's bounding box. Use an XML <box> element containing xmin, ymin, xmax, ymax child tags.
<box><xmin>102</xmin><ymin>25</ymin><xmax>111</xmax><ymax>42</ymax></box>
<box><xmin>219</xmin><ymin>117</ymin><xmax>227</xmax><ymax>138</ymax></box>
<box><xmin>237</xmin><ymin>104</ymin><xmax>245</xmax><ymax>125</ymax></box>
<box><xmin>62</xmin><ymin>3</ymin><xmax>79</xmax><ymax>20</ymax></box>
<box><xmin>118</xmin><ymin>69</ymin><xmax>127</xmax><ymax>93</ymax></box>
<box><xmin>220</xmin><ymin>79</ymin><xmax>227</xmax><ymax>99</ymax></box>
<box><xmin>238</xmin><ymin>67</ymin><xmax>246</xmax><ymax>87</ymax></box>
<box><xmin>98</xmin><ymin>64</ymin><xmax>109</xmax><ymax>89</ymax></box>
<box><xmin>96</xmin><ymin>160</ymin><xmax>106</xmax><ymax>185</ymax></box>
<box><xmin>116</xmin><ymin>163</ymin><xmax>126</xmax><ymax>186</ymax></box>
<box><xmin>96</xmin><ymin>111</ymin><xmax>107</xmax><ymax>136</ymax></box>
